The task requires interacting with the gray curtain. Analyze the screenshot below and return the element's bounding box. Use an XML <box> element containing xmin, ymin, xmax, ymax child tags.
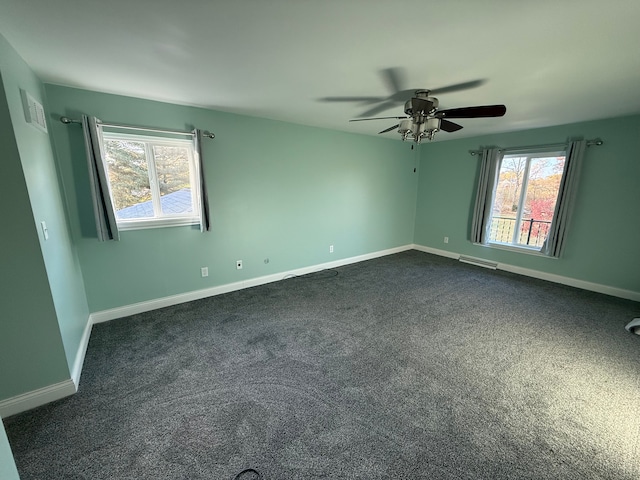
<box><xmin>542</xmin><ymin>140</ymin><xmax>586</xmax><ymax>257</ymax></box>
<box><xmin>193</xmin><ymin>129</ymin><xmax>211</xmax><ymax>232</ymax></box>
<box><xmin>470</xmin><ymin>148</ymin><xmax>500</xmax><ymax>244</ymax></box>
<box><xmin>82</xmin><ymin>115</ymin><xmax>119</xmax><ymax>241</ymax></box>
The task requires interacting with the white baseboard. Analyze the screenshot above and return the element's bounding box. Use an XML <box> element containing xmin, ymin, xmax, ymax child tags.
<box><xmin>0</xmin><ymin>245</ymin><xmax>408</xmax><ymax>417</ymax></box>
<box><xmin>6</xmin><ymin>243</ymin><xmax>634</xmax><ymax>419</ymax></box>
<box><xmin>411</xmin><ymin>244</ymin><xmax>460</xmax><ymax>260</ymax></box>
<box><xmin>413</xmin><ymin>243</ymin><xmax>640</xmax><ymax>302</ymax></box>
<box><xmin>91</xmin><ymin>245</ymin><xmax>414</xmax><ymax>324</ymax></box>
<box><xmin>71</xmin><ymin>317</ymin><xmax>93</xmax><ymax>388</ymax></box>
<box><xmin>0</xmin><ymin>318</ymin><xmax>91</xmax><ymax>418</ymax></box>
<box><xmin>0</xmin><ymin>380</ymin><xmax>76</xmax><ymax>418</ymax></box>
<box><xmin>498</xmin><ymin>263</ymin><xmax>640</xmax><ymax>302</ymax></box>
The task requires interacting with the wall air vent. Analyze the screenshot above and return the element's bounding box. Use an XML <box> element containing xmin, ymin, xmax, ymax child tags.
<box><xmin>459</xmin><ymin>256</ymin><xmax>498</xmax><ymax>270</ymax></box>
<box><xmin>20</xmin><ymin>89</ymin><xmax>48</xmax><ymax>133</ymax></box>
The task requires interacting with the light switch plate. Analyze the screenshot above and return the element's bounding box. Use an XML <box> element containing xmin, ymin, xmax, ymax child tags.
<box><xmin>40</xmin><ymin>221</ymin><xmax>49</xmax><ymax>240</ymax></box>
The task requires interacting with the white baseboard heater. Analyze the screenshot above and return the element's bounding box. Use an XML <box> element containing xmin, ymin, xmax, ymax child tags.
<box><xmin>459</xmin><ymin>256</ymin><xmax>498</xmax><ymax>270</ymax></box>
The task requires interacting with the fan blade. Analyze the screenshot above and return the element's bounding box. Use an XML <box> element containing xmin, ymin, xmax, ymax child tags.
<box><xmin>349</xmin><ymin>116</ymin><xmax>407</xmax><ymax>122</ymax></box>
<box><xmin>356</xmin><ymin>101</ymin><xmax>399</xmax><ymax>118</ymax></box>
<box><xmin>380</xmin><ymin>67</ymin><xmax>406</xmax><ymax>94</ymax></box>
<box><xmin>437</xmin><ymin>105</ymin><xmax>506</xmax><ymax>119</ymax></box>
<box><xmin>430</xmin><ymin>79</ymin><xmax>486</xmax><ymax>95</ymax></box>
<box><xmin>378</xmin><ymin>124</ymin><xmax>400</xmax><ymax>134</ymax></box>
<box><xmin>411</xmin><ymin>97</ymin><xmax>434</xmax><ymax>114</ymax></box>
<box><xmin>440</xmin><ymin>119</ymin><xmax>464</xmax><ymax>132</ymax></box>
<box><xmin>319</xmin><ymin>96</ymin><xmax>385</xmax><ymax>103</ymax></box>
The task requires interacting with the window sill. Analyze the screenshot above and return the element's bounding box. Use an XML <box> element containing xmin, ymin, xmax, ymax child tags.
<box><xmin>473</xmin><ymin>242</ymin><xmax>555</xmax><ymax>258</ymax></box>
<box><xmin>117</xmin><ymin>217</ymin><xmax>200</xmax><ymax>231</ymax></box>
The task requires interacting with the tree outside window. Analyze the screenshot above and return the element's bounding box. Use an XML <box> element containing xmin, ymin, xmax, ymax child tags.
<box><xmin>489</xmin><ymin>150</ymin><xmax>566</xmax><ymax>249</ymax></box>
<box><xmin>101</xmin><ymin>132</ymin><xmax>199</xmax><ymax>229</ymax></box>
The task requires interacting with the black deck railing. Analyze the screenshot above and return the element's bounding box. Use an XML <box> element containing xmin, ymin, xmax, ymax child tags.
<box><xmin>489</xmin><ymin>217</ymin><xmax>552</xmax><ymax>247</ymax></box>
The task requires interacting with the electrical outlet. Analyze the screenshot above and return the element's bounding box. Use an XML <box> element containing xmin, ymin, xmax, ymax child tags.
<box><xmin>444</xmin><ymin>236</ymin><xmax>449</xmax><ymax>244</ymax></box>
<box><xmin>201</xmin><ymin>267</ymin><xmax>208</xmax><ymax>277</ymax></box>
<box><xmin>236</xmin><ymin>260</ymin><xmax>243</xmax><ymax>270</ymax></box>
<box><xmin>329</xmin><ymin>245</ymin><xmax>334</xmax><ymax>253</ymax></box>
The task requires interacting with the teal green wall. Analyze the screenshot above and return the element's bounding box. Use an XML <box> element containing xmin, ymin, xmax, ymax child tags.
<box><xmin>45</xmin><ymin>85</ymin><xmax>419</xmax><ymax>312</ymax></box>
<box><xmin>0</xmin><ymin>421</ymin><xmax>19</xmax><ymax>480</ymax></box>
<box><xmin>0</xmin><ymin>33</ymin><xmax>89</xmax><ymax>399</ymax></box>
<box><xmin>0</xmin><ymin>55</ymin><xmax>69</xmax><ymax>401</ymax></box>
<box><xmin>415</xmin><ymin>115</ymin><xmax>640</xmax><ymax>292</ymax></box>
<box><xmin>1</xmin><ymin>40</ymin><xmax>91</xmax><ymax>376</ymax></box>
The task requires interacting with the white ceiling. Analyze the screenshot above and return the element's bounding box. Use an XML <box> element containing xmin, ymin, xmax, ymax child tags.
<box><xmin>2</xmin><ymin>0</ymin><xmax>640</xmax><ymax>142</ymax></box>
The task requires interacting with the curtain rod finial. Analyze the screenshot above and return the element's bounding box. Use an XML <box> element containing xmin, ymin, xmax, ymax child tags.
<box><xmin>60</xmin><ymin>116</ymin><xmax>82</xmax><ymax>124</ymax></box>
<box><xmin>203</xmin><ymin>130</ymin><xmax>215</xmax><ymax>139</ymax></box>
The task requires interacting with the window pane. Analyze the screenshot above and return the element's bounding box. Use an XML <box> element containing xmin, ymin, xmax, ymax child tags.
<box><xmin>518</xmin><ymin>156</ymin><xmax>566</xmax><ymax>247</ymax></box>
<box><xmin>488</xmin><ymin>150</ymin><xmax>566</xmax><ymax>250</ymax></box>
<box><xmin>490</xmin><ymin>156</ymin><xmax>527</xmax><ymax>243</ymax></box>
<box><xmin>103</xmin><ymin>140</ymin><xmax>154</xmax><ymax>219</ymax></box>
<box><xmin>153</xmin><ymin>145</ymin><xmax>193</xmax><ymax>216</ymax></box>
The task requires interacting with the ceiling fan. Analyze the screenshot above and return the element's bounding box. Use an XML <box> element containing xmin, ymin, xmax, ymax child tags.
<box><xmin>320</xmin><ymin>68</ymin><xmax>506</xmax><ymax>143</ymax></box>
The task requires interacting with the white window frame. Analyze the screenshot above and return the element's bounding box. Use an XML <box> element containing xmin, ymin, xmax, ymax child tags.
<box><xmin>100</xmin><ymin>131</ymin><xmax>201</xmax><ymax>231</ymax></box>
<box><xmin>486</xmin><ymin>147</ymin><xmax>567</xmax><ymax>253</ymax></box>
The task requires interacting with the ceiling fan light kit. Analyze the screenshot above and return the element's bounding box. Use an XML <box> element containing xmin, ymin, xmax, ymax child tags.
<box><xmin>398</xmin><ymin>117</ymin><xmax>441</xmax><ymax>143</ymax></box>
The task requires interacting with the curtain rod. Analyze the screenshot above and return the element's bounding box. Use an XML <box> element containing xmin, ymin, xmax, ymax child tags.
<box><xmin>60</xmin><ymin>116</ymin><xmax>215</xmax><ymax>139</ymax></box>
<box><xmin>468</xmin><ymin>138</ymin><xmax>603</xmax><ymax>156</ymax></box>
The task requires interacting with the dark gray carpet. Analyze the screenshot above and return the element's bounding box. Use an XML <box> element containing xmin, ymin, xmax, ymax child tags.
<box><xmin>4</xmin><ymin>251</ymin><xmax>640</xmax><ymax>479</ymax></box>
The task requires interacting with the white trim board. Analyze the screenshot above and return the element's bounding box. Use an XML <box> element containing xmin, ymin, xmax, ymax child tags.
<box><xmin>0</xmin><ymin>317</ymin><xmax>91</xmax><ymax>418</ymax></box>
<box><xmin>0</xmin><ymin>246</ymin><xmax>411</xmax><ymax>417</ymax></box>
<box><xmin>413</xmin><ymin>244</ymin><xmax>640</xmax><ymax>302</ymax></box>
<box><xmin>5</xmin><ymin>243</ymin><xmax>635</xmax><ymax>418</ymax></box>
<box><xmin>92</xmin><ymin>242</ymin><xmax>638</xmax><ymax>324</ymax></box>
<box><xmin>91</xmin><ymin>245</ymin><xmax>414</xmax><ymax>324</ymax></box>
<box><xmin>0</xmin><ymin>380</ymin><xmax>76</xmax><ymax>418</ymax></box>
<box><xmin>71</xmin><ymin>317</ymin><xmax>93</xmax><ymax>388</ymax></box>
<box><xmin>412</xmin><ymin>244</ymin><xmax>460</xmax><ymax>260</ymax></box>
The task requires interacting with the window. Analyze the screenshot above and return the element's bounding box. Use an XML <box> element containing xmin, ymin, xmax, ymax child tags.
<box><xmin>101</xmin><ymin>131</ymin><xmax>201</xmax><ymax>230</ymax></box>
<box><xmin>487</xmin><ymin>149</ymin><xmax>566</xmax><ymax>251</ymax></box>
<box><xmin>472</xmin><ymin>141</ymin><xmax>586</xmax><ymax>258</ymax></box>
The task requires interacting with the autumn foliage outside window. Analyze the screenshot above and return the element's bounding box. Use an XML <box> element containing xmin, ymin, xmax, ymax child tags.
<box><xmin>488</xmin><ymin>150</ymin><xmax>566</xmax><ymax>249</ymax></box>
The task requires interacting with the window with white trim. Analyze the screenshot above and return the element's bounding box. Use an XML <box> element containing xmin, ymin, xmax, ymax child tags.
<box><xmin>101</xmin><ymin>131</ymin><xmax>201</xmax><ymax>230</ymax></box>
<box><xmin>487</xmin><ymin>148</ymin><xmax>566</xmax><ymax>251</ymax></box>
